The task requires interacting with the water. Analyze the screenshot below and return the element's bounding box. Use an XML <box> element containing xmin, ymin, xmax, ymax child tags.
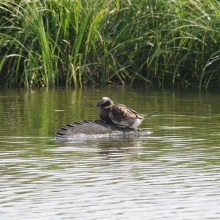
<box><xmin>0</xmin><ymin>86</ymin><xmax>220</xmax><ymax>219</ymax></box>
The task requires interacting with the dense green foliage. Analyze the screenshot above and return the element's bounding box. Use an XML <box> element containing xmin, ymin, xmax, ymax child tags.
<box><xmin>0</xmin><ymin>0</ymin><xmax>220</xmax><ymax>88</ymax></box>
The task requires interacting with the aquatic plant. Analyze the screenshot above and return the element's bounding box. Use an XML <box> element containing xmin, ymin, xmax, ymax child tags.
<box><xmin>0</xmin><ymin>0</ymin><xmax>220</xmax><ymax>88</ymax></box>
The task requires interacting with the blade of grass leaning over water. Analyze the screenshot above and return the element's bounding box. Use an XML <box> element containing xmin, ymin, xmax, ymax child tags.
<box><xmin>0</xmin><ymin>0</ymin><xmax>220</xmax><ymax>88</ymax></box>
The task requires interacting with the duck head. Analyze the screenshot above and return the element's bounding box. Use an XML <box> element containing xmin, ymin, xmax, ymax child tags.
<box><xmin>95</xmin><ymin>97</ymin><xmax>114</xmax><ymax>107</ymax></box>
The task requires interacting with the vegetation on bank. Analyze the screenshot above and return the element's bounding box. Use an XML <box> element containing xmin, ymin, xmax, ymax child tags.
<box><xmin>0</xmin><ymin>0</ymin><xmax>220</xmax><ymax>88</ymax></box>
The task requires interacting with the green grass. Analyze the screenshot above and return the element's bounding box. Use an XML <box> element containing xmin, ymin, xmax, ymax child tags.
<box><xmin>0</xmin><ymin>0</ymin><xmax>220</xmax><ymax>89</ymax></box>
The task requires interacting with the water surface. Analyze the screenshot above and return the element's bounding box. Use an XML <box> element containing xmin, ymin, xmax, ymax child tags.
<box><xmin>0</xmin><ymin>86</ymin><xmax>220</xmax><ymax>219</ymax></box>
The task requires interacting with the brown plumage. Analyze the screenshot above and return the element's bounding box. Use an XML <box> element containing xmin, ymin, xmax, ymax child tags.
<box><xmin>95</xmin><ymin>97</ymin><xmax>146</xmax><ymax>129</ymax></box>
<box><xmin>109</xmin><ymin>103</ymin><xmax>146</xmax><ymax>129</ymax></box>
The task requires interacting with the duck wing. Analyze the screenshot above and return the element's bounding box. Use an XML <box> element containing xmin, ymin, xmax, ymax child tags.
<box><xmin>110</xmin><ymin>104</ymin><xmax>142</xmax><ymax>122</ymax></box>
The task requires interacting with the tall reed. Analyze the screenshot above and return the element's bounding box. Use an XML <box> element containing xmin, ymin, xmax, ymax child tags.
<box><xmin>0</xmin><ymin>0</ymin><xmax>220</xmax><ymax>88</ymax></box>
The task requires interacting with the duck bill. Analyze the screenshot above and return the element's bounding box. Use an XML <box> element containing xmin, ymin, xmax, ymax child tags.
<box><xmin>95</xmin><ymin>102</ymin><xmax>101</xmax><ymax>107</ymax></box>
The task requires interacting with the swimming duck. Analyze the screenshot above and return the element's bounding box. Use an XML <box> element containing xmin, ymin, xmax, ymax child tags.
<box><xmin>95</xmin><ymin>97</ymin><xmax>114</xmax><ymax>123</ymax></box>
<box><xmin>95</xmin><ymin>97</ymin><xmax>146</xmax><ymax>129</ymax></box>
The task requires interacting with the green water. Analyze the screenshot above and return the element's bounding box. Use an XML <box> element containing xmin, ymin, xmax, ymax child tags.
<box><xmin>0</xmin><ymin>86</ymin><xmax>220</xmax><ymax>219</ymax></box>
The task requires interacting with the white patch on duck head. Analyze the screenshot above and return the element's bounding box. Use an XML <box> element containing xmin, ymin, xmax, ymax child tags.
<box><xmin>95</xmin><ymin>97</ymin><xmax>113</xmax><ymax>107</ymax></box>
<box><xmin>102</xmin><ymin>97</ymin><xmax>113</xmax><ymax>103</ymax></box>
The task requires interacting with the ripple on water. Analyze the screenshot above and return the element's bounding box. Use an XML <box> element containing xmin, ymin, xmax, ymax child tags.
<box><xmin>1</xmin><ymin>134</ymin><xmax>220</xmax><ymax>220</ymax></box>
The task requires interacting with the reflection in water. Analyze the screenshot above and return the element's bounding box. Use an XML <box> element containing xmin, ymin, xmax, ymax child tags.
<box><xmin>0</xmin><ymin>87</ymin><xmax>220</xmax><ymax>219</ymax></box>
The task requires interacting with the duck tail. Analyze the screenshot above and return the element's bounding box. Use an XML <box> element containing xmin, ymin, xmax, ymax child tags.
<box><xmin>144</xmin><ymin>110</ymin><xmax>162</xmax><ymax>118</ymax></box>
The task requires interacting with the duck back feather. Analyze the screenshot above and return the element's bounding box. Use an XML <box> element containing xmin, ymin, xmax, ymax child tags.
<box><xmin>109</xmin><ymin>104</ymin><xmax>145</xmax><ymax>129</ymax></box>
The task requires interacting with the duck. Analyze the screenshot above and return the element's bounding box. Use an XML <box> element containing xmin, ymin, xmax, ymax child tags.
<box><xmin>95</xmin><ymin>97</ymin><xmax>114</xmax><ymax>123</ymax></box>
<box><xmin>95</xmin><ymin>97</ymin><xmax>147</xmax><ymax>129</ymax></box>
